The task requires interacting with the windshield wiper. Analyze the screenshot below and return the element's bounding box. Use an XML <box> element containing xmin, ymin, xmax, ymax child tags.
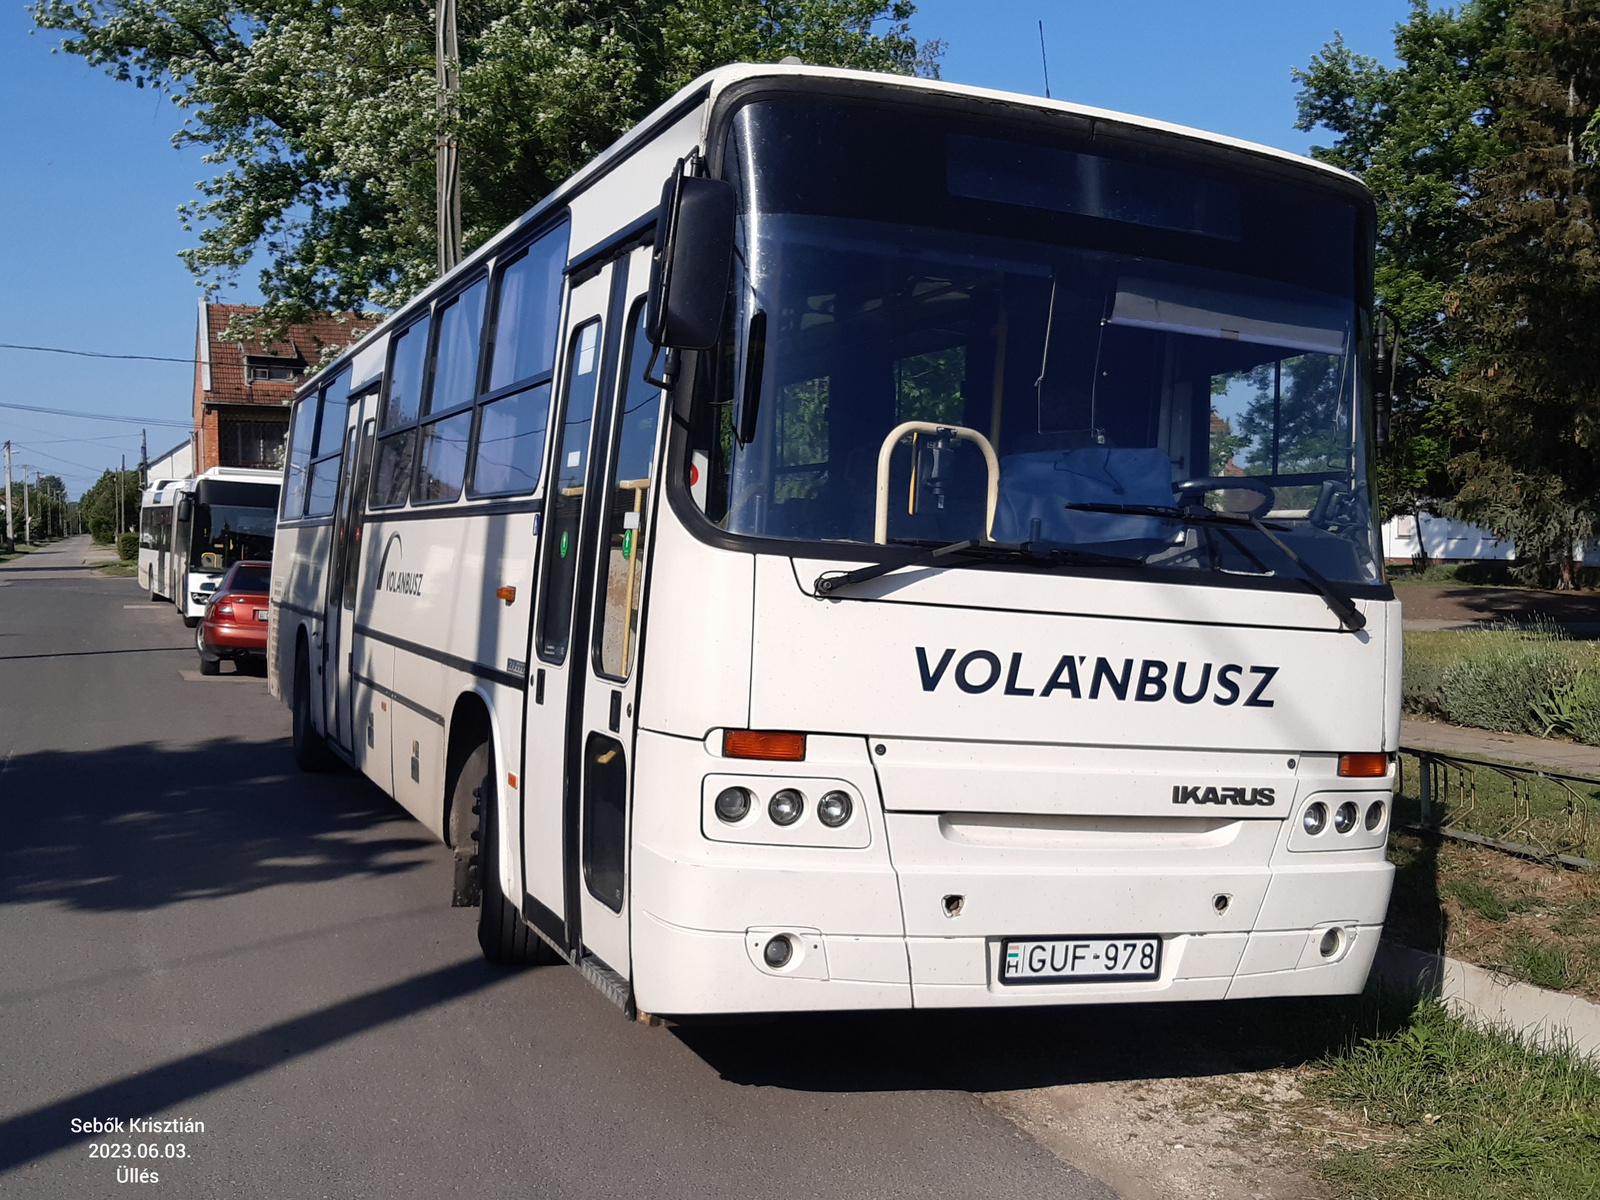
<box><xmin>813</xmin><ymin>538</ymin><xmax>1143</xmax><ymax>596</ymax></box>
<box><xmin>1060</xmin><ymin>502</ymin><xmax>1366</xmax><ymax>632</ymax></box>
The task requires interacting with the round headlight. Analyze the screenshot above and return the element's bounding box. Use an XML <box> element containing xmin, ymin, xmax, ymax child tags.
<box><xmin>763</xmin><ymin>935</ymin><xmax>793</xmax><ymax>968</ymax></box>
<box><xmin>817</xmin><ymin>790</ymin><xmax>853</xmax><ymax>827</ymax></box>
<box><xmin>769</xmin><ymin>788</ymin><xmax>804</xmax><ymax>826</ymax></box>
<box><xmin>714</xmin><ymin>786</ymin><xmax>752</xmax><ymax>824</ymax></box>
<box><xmin>1303</xmin><ymin>802</ymin><xmax>1328</xmax><ymax>836</ymax></box>
<box><xmin>1334</xmin><ymin>801</ymin><xmax>1360</xmax><ymax>834</ymax></box>
<box><xmin>1365</xmin><ymin>800</ymin><xmax>1387</xmax><ymax>831</ymax></box>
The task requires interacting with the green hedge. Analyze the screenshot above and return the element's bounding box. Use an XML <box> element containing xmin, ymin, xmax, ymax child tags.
<box><xmin>117</xmin><ymin>532</ymin><xmax>138</xmax><ymax>561</ymax></box>
<box><xmin>1404</xmin><ymin>626</ymin><xmax>1600</xmax><ymax>744</ymax></box>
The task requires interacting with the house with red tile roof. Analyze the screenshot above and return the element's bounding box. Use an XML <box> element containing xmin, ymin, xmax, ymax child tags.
<box><xmin>192</xmin><ymin>302</ymin><xmax>377</xmax><ymax>472</ymax></box>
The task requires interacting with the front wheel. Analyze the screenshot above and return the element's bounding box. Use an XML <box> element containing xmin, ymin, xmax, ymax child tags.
<box><xmin>182</xmin><ymin>614</ymin><xmax>200</xmax><ymax>629</ymax></box>
<box><xmin>460</xmin><ymin>741</ymin><xmax>556</xmax><ymax>967</ymax></box>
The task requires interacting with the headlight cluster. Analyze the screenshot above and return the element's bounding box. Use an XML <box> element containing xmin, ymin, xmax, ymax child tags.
<box><xmin>715</xmin><ymin>785</ymin><xmax>853</xmax><ymax>828</ymax></box>
<box><xmin>1302</xmin><ymin>798</ymin><xmax>1386</xmax><ymax>839</ymax></box>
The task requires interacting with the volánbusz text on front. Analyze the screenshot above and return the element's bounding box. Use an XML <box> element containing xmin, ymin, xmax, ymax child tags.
<box><xmin>268</xmin><ymin>62</ymin><xmax>1400</xmax><ymax>1017</ymax></box>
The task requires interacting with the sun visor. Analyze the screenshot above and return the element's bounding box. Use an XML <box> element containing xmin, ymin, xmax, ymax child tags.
<box><xmin>348</xmin><ymin>332</ymin><xmax>389</xmax><ymax>392</ymax></box>
<box><xmin>1109</xmin><ymin>278</ymin><xmax>1347</xmax><ymax>356</ymax></box>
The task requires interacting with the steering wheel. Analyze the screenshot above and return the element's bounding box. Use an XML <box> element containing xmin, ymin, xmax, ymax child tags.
<box><xmin>1171</xmin><ymin>476</ymin><xmax>1275</xmax><ymax>519</ymax></box>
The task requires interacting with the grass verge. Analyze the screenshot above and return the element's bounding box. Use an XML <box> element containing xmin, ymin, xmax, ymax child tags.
<box><xmin>97</xmin><ymin>561</ymin><xmax>138</xmax><ymax>577</ymax></box>
<box><xmin>1309</xmin><ymin>995</ymin><xmax>1600</xmax><ymax>1199</ymax></box>
<box><xmin>1384</xmin><ymin>830</ymin><xmax>1600</xmax><ymax>1001</ymax></box>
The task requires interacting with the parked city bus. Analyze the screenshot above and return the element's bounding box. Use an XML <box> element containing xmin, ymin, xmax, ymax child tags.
<box><xmin>161</xmin><ymin>467</ymin><xmax>280</xmax><ymax>626</ymax></box>
<box><xmin>268</xmin><ymin>64</ymin><xmax>1400</xmax><ymax>1018</ymax></box>
<box><xmin>137</xmin><ymin>478</ymin><xmax>181</xmax><ymax>600</ymax></box>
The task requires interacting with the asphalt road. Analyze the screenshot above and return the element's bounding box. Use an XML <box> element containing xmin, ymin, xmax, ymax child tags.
<box><xmin>0</xmin><ymin>537</ymin><xmax>1121</xmax><ymax>1200</ymax></box>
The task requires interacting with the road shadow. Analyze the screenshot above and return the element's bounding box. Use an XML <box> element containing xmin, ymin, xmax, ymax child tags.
<box><xmin>671</xmin><ymin>988</ymin><xmax>1414</xmax><ymax>1094</ymax></box>
<box><xmin>0</xmin><ymin>958</ymin><xmax>506</xmax><ymax>1173</ymax></box>
<box><xmin>1402</xmin><ymin>585</ymin><xmax>1600</xmax><ymax>628</ymax></box>
<box><xmin>0</xmin><ymin>738</ymin><xmax>433</xmax><ymax>913</ymax></box>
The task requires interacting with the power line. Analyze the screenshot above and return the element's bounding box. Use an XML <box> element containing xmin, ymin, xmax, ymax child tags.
<box><xmin>0</xmin><ymin>341</ymin><xmax>191</xmax><ymax>364</ymax></box>
<box><xmin>0</xmin><ymin>400</ymin><xmax>190</xmax><ymax>428</ymax></box>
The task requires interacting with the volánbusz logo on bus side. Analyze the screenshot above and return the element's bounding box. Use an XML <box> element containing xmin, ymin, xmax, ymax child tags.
<box><xmin>914</xmin><ymin>648</ymin><xmax>1279</xmax><ymax>708</ymax></box>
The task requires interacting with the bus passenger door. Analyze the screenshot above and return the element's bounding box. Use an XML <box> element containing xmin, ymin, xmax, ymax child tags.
<box><xmin>521</xmin><ymin>255</ymin><xmax>624</xmax><ymax>967</ymax></box>
<box><xmin>570</xmin><ymin>255</ymin><xmax>660</xmax><ymax>982</ymax></box>
<box><xmin>321</xmin><ymin>402</ymin><xmax>370</xmax><ymax>753</ymax></box>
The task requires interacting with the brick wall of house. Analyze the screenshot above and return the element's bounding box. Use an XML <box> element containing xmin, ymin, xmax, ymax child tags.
<box><xmin>191</xmin><ymin>302</ymin><xmax>376</xmax><ymax>472</ymax></box>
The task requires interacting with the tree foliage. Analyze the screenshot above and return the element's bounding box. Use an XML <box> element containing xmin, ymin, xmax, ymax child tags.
<box><xmin>78</xmin><ymin>468</ymin><xmax>142</xmax><ymax>543</ymax></box>
<box><xmin>31</xmin><ymin>0</ymin><xmax>938</xmax><ymax>329</ymax></box>
<box><xmin>1293</xmin><ymin>0</ymin><xmax>1516</xmax><ymax>520</ymax></box>
<box><xmin>1440</xmin><ymin>0</ymin><xmax>1600</xmax><ymax>587</ymax></box>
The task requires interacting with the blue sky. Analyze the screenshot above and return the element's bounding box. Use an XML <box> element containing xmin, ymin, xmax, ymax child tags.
<box><xmin>0</xmin><ymin>0</ymin><xmax>1411</xmax><ymax>497</ymax></box>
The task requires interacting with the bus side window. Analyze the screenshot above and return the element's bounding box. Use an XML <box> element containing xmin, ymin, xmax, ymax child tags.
<box><xmin>282</xmin><ymin>395</ymin><xmax>318</xmax><ymax>519</ymax></box>
<box><xmin>485</xmin><ymin>223</ymin><xmax>568</xmax><ymax>393</ymax></box>
<box><xmin>595</xmin><ymin>303</ymin><xmax>659</xmax><ymax>680</ymax></box>
<box><xmin>426</xmin><ymin>279</ymin><xmax>487</xmax><ymax>418</ymax></box>
<box><xmin>535</xmin><ymin>318</ymin><xmax>603</xmax><ymax>663</ymax></box>
<box><xmin>305</xmin><ymin>370</ymin><xmax>351</xmax><ymax>518</ymax></box>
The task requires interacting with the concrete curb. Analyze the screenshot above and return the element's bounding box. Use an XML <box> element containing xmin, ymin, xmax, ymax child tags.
<box><xmin>1373</xmin><ymin>941</ymin><xmax>1600</xmax><ymax>1062</ymax></box>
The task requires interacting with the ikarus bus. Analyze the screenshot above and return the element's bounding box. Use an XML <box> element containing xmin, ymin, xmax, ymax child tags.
<box><xmin>268</xmin><ymin>64</ymin><xmax>1402</xmax><ymax>1018</ymax></box>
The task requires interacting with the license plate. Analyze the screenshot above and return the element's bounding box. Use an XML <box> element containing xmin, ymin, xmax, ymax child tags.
<box><xmin>254</xmin><ymin>609</ymin><xmax>268</xmax><ymax>622</ymax></box>
<box><xmin>1001</xmin><ymin>936</ymin><xmax>1162</xmax><ymax>984</ymax></box>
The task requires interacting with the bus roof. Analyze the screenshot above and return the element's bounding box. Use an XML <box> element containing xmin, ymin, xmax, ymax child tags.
<box><xmin>297</xmin><ymin>62</ymin><xmax>1367</xmax><ymax>397</ymax></box>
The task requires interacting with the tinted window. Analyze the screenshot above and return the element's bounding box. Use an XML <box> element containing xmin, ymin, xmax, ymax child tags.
<box><xmin>384</xmin><ymin>319</ymin><xmax>430</xmax><ymax>428</ymax></box>
<box><xmin>282</xmin><ymin>396</ymin><xmax>317</xmax><ymax>518</ymax></box>
<box><xmin>429</xmin><ymin>280</ymin><xmax>487</xmax><ymax>414</ymax></box>
<box><xmin>313</xmin><ymin>370</ymin><xmax>352</xmax><ymax>456</ymax></box>
<box><xmin>231</xmin><ymin>565</ymin><xmax>271</xmax><ymax>592</ymax></box>
<box><xmin>488</xmin><ymin>229</ymin><xmax>568</xmax><ymax>391</ymax></box>
<box><xmin>596</xmin><ymin>306</ymin><xmax>661</xmax><ymax>680</ymax></box>
<box><xmin>470</xmin><ymin>384</ymin><xmax>551</xmax><ymax>496</ymax></box>
<box><xmin>417</xmin><ymin>410</ymin><xmax>473</xmax><ymax>503</ymax></box>
<box><xmin>535</xmin><ymin>319</ymin><xmax>603</xmax><ymax>663</ymax></box>
<box><xmin>371</xmin><ymin>430</ymin><xmax>417</xmax><ymax>508</ymax></box>
<box><xmin>305</xmin><ymin>457</ymin><xmax>341</xmax><ymax>517</ymax></box>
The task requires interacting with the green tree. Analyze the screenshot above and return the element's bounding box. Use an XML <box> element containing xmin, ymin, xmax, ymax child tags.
<box><xmin>1293</xmin><ymin>1</ymin><xmax>1517</xmax><ymax>525</ymax></box>
<box><xmin>30</xmin><ymin>0</ymin><xmax>939</xmax><ymax>331</ymax></box>
<box><xmin>78</xmin><ymin>468</ymin><xmax>143</xmax><ymax>543</ymax></box>
<box><xmin>1440</xmin><ymin>0</ymin><xmax>1600</xmax><ymax>588</ymax></box>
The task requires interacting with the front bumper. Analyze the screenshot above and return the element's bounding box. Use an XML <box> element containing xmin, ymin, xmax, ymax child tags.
<box><xmin>627</xmin><ymin>729</ymin><xmax>1395</xmax><ymax>1016</ymax></box>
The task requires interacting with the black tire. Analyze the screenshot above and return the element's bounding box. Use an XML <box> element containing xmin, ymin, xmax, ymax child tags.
<box><xmin>291</xmin><ymin>641</ymin><xmax>339</xmax><ymax>772</ymax></box>
<box><xmin>182</xmin><ymin>614</ymin><xmax>200</xmax><ymax>629</ymax></box>
<box><xmin>196</xmin><ymin>621</ymin><xmax>221</xmax><ymax>675</ymax></box>
<box><xmin>463</xmin><ymin>741</ymin><xmax>555</xmax><ymax>967</ymax></box>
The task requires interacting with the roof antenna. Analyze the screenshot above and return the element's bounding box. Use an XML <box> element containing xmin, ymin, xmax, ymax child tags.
<box><xmin>1038</xmin><ymin>20</ymin><xmax>1052</xmax><ymax>99</ymax></box>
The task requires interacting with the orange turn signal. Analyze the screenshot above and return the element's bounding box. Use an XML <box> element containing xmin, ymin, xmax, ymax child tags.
<box><xmin>495</xmin><ymin>585</ymin><xmax>516</xmax><ymax>604</ymax></box>
<box><xmin>723</xmin><ymin>729</ymin><xmax>806</xmax><ymax>762</ymax></box>
<box><xmin>1338</xmin><ymin>752</ymin><xmax>1390</xmax><ymax>778</ymax></box>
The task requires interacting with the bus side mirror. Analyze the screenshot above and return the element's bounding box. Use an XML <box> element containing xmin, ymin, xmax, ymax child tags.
<box><xmin>176</xmin><ymin>497</ymin><xmax>194</xmax><ymax>523</ymax></box>
<box><xmin>1372</xmin><ymin>309</ymin><xmax>1398</xmax><ymax>455</ymax></box>
<box><xmin>647</xmin><ymin>166</ymin><xmax>735</xmax><ymax>351</ymax></box>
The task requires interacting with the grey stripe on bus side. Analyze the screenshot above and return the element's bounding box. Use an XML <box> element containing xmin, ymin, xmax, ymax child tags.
<box><xmin>352</xmin><ymin>672</ymin><xmax>445</xmax><ymax>727</ymax></box>
<box><xmin>352</xmin><ymin>622</ymin><xmax>524</xmax><ymax>691</ymax></box>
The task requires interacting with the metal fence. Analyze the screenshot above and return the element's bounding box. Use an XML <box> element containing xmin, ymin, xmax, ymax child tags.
<box><xmin>1398</xmin><ymin>747</ymin><xmax>1600</xmax><ymax>870</ymax></box>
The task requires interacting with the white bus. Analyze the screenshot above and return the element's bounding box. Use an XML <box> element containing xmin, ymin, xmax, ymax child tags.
<box><xmin>268</xmin><ymin>64</ymin><xmax>1401</xmax><ymax>1018</ymax></box>
<box><xmin>144</xmin><ymin>467</ymin><xmax>280</xmax><ymax>625</ymax></box>
<box><xmin>137</xmin><ymin>477</ymin><xmax>181</xmax><ymax>600</ymax></box>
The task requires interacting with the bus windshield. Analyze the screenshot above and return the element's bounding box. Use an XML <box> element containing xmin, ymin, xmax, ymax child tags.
<box><xmin>699</xmin><ymin>98</ymin><xmax>1382</xmax><ymax>587</ymax></box>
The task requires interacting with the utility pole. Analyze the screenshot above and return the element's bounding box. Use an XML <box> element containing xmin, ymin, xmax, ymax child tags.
<box><xmin>3</xmin><ymin>440</ymin><xmax>12</xmax><ymax>552</ymax></box>
<box><xmin>435</xmin><ymin>0</ymin><xmax>462</xmax><ymax>276</ymax></box>
<box><xmin>23</xmin><ymin>470</ymin><xmax>31</xmax><ymax>546</ymax></box>
<box><xmin>140</xmin><ymin>428</ymin><xmax>149</xmax><ymax>487</ymax></box>
<box><xmin>119</xmin><ymin>454</ymin><xmax>126</xmax><ymax>537</ymax></box>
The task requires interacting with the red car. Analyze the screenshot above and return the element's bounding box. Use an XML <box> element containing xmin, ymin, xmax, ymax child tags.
<box><xmin>196</xmin><ymin>560</ymin><xmax>272</xmax><ymax>676</ymax></box>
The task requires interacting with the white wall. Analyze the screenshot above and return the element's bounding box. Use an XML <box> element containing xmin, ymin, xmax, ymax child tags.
<box><xmin>1383</xmin><ymin>512</ymin><xmax>1600</xmax><ymax>566</ymax></box>
<box><xmin>146</xmin><ymin>439</ymin><xmax>194</xmax><ymax>485</ymax></box>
